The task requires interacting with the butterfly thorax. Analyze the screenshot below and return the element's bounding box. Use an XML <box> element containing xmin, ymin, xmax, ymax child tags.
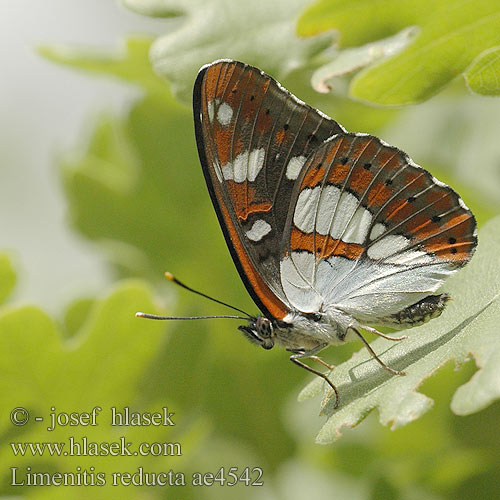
<box><xmin>239</xmin><ymin>308</ymin><xmax>357</xmax><ymax>352</ymax></box>
<box><xmin>281</xmin><ymin>308</ymin><xmax>360</xmax><ymax>350</ymax></box>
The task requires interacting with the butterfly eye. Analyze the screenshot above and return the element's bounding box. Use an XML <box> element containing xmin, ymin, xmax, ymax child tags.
<box><xmin>239</xmin><ymin>320</ymin><xmax>274</xmax><ymax>350</ymax></box>
<box><xmin>256</xmin><ymin>316</ymin><xmax>273</xmax><ymax>339</ymax></box>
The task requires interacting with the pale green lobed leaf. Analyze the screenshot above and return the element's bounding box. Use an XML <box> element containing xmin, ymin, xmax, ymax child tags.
<box><xmin>121</xmin><ymin>0</ymin><xmax>335</xmax><ymax>103</ymax></box>
<box><xmin>299</xmin><ymin>215</ymin><xmax>500</xmax><ymax>443</ymax></box>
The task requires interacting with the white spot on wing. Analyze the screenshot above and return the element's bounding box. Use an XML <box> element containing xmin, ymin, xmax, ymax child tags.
<box><xmin>384</xmin><ymin>249</ymin><xmax>433</xmax><ymax>265</ymax></box>
<box><xmin>246</xmin><ymin>219</ymin><xmax>272</xmax><ymax>242</ymax></box>
<box><xmin>222</xmin><ymin>164</ymin><xmax>234</xmax><ymax>181</ymax></box>
<box><xmin>370</xmin><ymin>222</ymin><xmax>386</xmax><ymax>240</ymax></box>
<box><xmin>367</xmin><ymin>234</ymin><xmax>409</xmax><ymax>260</ymax></box>
<box><xmin>221</xmin><ymin>149</ymin><xmax>265</xmax><ymax>183</ymax></box>
<box><xmin>294</xmin><ymin>185</ymin><xmax>372</xmax><ymax>243</ymax></box>
<box><xmin>217</xmin><ymin>102</ymin><xmax>233</xmax><ymax>126</ymax></box>
<box><xmin>233</xmin><ymin>153</ymin><xmax>248</xmax><ymax>183</ymax></box>
<box><xmin>294</xmin><ymin>187</ymin><xmax>322</xmax><ymax>233</ymax></box>
<box><xmin>286</xmin><ymin>156</ymin><xmax>307</xmax><ymax>180</ymax></box>
<box><xmin>315</xmin><ymin>185</ymin><xmax>341</xmax><ymax>235</ymax></box>
<box><xmin>330</xmin><ymin>192</ymin><xmax>364</xmax><ymax>240</ymax></box>
<box><xmin>343</xmin><ymin>205</ymin><xmax>372</xmax><ymax>244</ymax></box>
<box><xmin>208</xmin><ymin>100</ymin><xmax>216</xmax><ymax>122</ymax></box>
<box><xmin>247</xmin><ymin>148</ymin><xmax>265</xmax><ymax>181</ymax></box>
<box><xmin>431</xmin><ymin>175</ymin><xmax>447</xmax><ymax>188</ymax></box>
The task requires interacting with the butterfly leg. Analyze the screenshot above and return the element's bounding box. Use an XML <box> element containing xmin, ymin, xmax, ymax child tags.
<box><xmin>287</xmin><ymin>348</ymin><xmax>335</xmax><ymax>371</ymax></box>
<box><xmin>361</xmin><ymin>324</ymin><xmax>408</xmax><ymax>342</ymax></box>
<box><xmin>347</xmin><ymin>325</ymin><xmax>406</xmax><ymax>376</ymax></box>
<box><xmin>288</xmin><ymin>344</ymin><xmax>340</xmax><ymax>408</ymax></box>
<box><xmin>308</xmin><ymin>355</ymin><xmax>335</xmax><ymax>371</ymax></box>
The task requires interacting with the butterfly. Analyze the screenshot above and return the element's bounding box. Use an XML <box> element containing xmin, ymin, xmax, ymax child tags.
<box><xmin>138</xmin><ymin>60</ymin><xmax>477</xmax><ymax>408</ymax></box>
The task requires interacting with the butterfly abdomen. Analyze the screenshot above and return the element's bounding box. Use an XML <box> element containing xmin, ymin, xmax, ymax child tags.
<box><xmin>380</xmin><ymin>293</ymin><xmax>450</xmax><ymax>328</ymax></box>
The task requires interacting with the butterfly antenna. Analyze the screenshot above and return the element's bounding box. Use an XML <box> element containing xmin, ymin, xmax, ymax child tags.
<box><xmin>164</xmin><ymin>272</ymin><xmax>252</xmax><ymax>317</ymax></box>
<box><xmin>135</xmin><ymin>312</ymin><xmax>248</xmax><ymax>321</ymax></box>
<box><xmin>135</xmin><ymin>272</ymin><xmax>253</xmax><ymax>321</ymax></box>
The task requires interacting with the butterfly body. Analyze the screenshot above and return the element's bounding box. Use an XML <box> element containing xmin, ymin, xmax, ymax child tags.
<box><xmin>189</xmin><ymin>59</ymin><xmax>477</xmax><ymax>404</ymax></box>
<box><xmin>240</xmin><ymin>289</ymin><xmax>449</xmax><ymax>355</ymax></box>
<box><xmin>240</xmin><ymin>309</ymin><xmax>352</xmax><ymax>352</ymax></box>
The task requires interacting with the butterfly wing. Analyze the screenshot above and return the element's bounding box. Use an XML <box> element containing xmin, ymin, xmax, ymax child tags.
<box><xmin>193</xmin><ymin>60</ymin><xmax>345</xmax><ymax>320</ymax></box>
<box><xmin>280</xmin><ymin>133</ymin><xmax>477</xmax><ymax>323</ymax></box>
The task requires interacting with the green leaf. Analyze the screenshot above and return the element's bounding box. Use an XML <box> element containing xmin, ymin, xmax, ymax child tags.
<box><xmin>311</xmin><ymin>26</ymin><xmax>418</xmax><ymax>94</ymax></box>
<box><xmin>0</xmin><ymin>279</ymin><xmax>248</xmax><ymax>498</ymax></box>
<box><xmin>39</xmin><ymin>37</ymin><xmax>172</xmax><ymax>99</ymax></box>
<box><xmin>299</xmin><ymin>215</ymin><xmax>500</xmax><ymax>443</ymax></box>
<box><xmin>62</xmin><ymin>297</ymin><xmax>96</xmax><ymax>338</ymax></box>
<box><xmin>122</xmin><ymin>0</ymin><xmax>335</xmax><ymax>102</ymax></box>
<box><xmin>465</xmin><ymin>46</ymin><xmax>500</xmax><ymax>95</ymax></box>
<box><xmin>0</xmin><ymin>280</ymin><xmax>196</xmax><ymax>496</ymax></box>
<box><xmin>0</xmin><ymin>281</ymin><xmax>165</xmax><ymax>416</ymax></box>
<box><xmin>299</xmin><ymin>0</ymin><xmax>500</xmax><ymax>104</ymax></box>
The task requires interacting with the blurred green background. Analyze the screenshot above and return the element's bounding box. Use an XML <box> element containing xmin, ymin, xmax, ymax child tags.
<box><xmin>2</xmin><ymin>1</ymin><xmax>500</xmax><ymax>498</ymax></box>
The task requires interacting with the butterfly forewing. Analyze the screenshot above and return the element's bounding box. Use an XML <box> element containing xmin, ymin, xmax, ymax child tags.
<box><xmin>194</xmin><ymin>60</ymin><xmax>344</xmax><ymax>319</ymax></box>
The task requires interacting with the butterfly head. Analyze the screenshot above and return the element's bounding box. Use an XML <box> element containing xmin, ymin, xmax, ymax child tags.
<box><xmin>238</xmin><ymin>316</ymin><xmax>275</xmax><ymax>350</ymax></box>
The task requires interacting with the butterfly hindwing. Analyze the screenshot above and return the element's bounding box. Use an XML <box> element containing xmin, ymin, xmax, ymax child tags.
<box><xmin>280</xmin><ymin>133</ymin><xmax>477</xmax><ymax>321</ymax></box>
<box><xmin>193</xmin><ymin>60</ymin><xmax>344</xmax><ymax>319</ymax></box>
